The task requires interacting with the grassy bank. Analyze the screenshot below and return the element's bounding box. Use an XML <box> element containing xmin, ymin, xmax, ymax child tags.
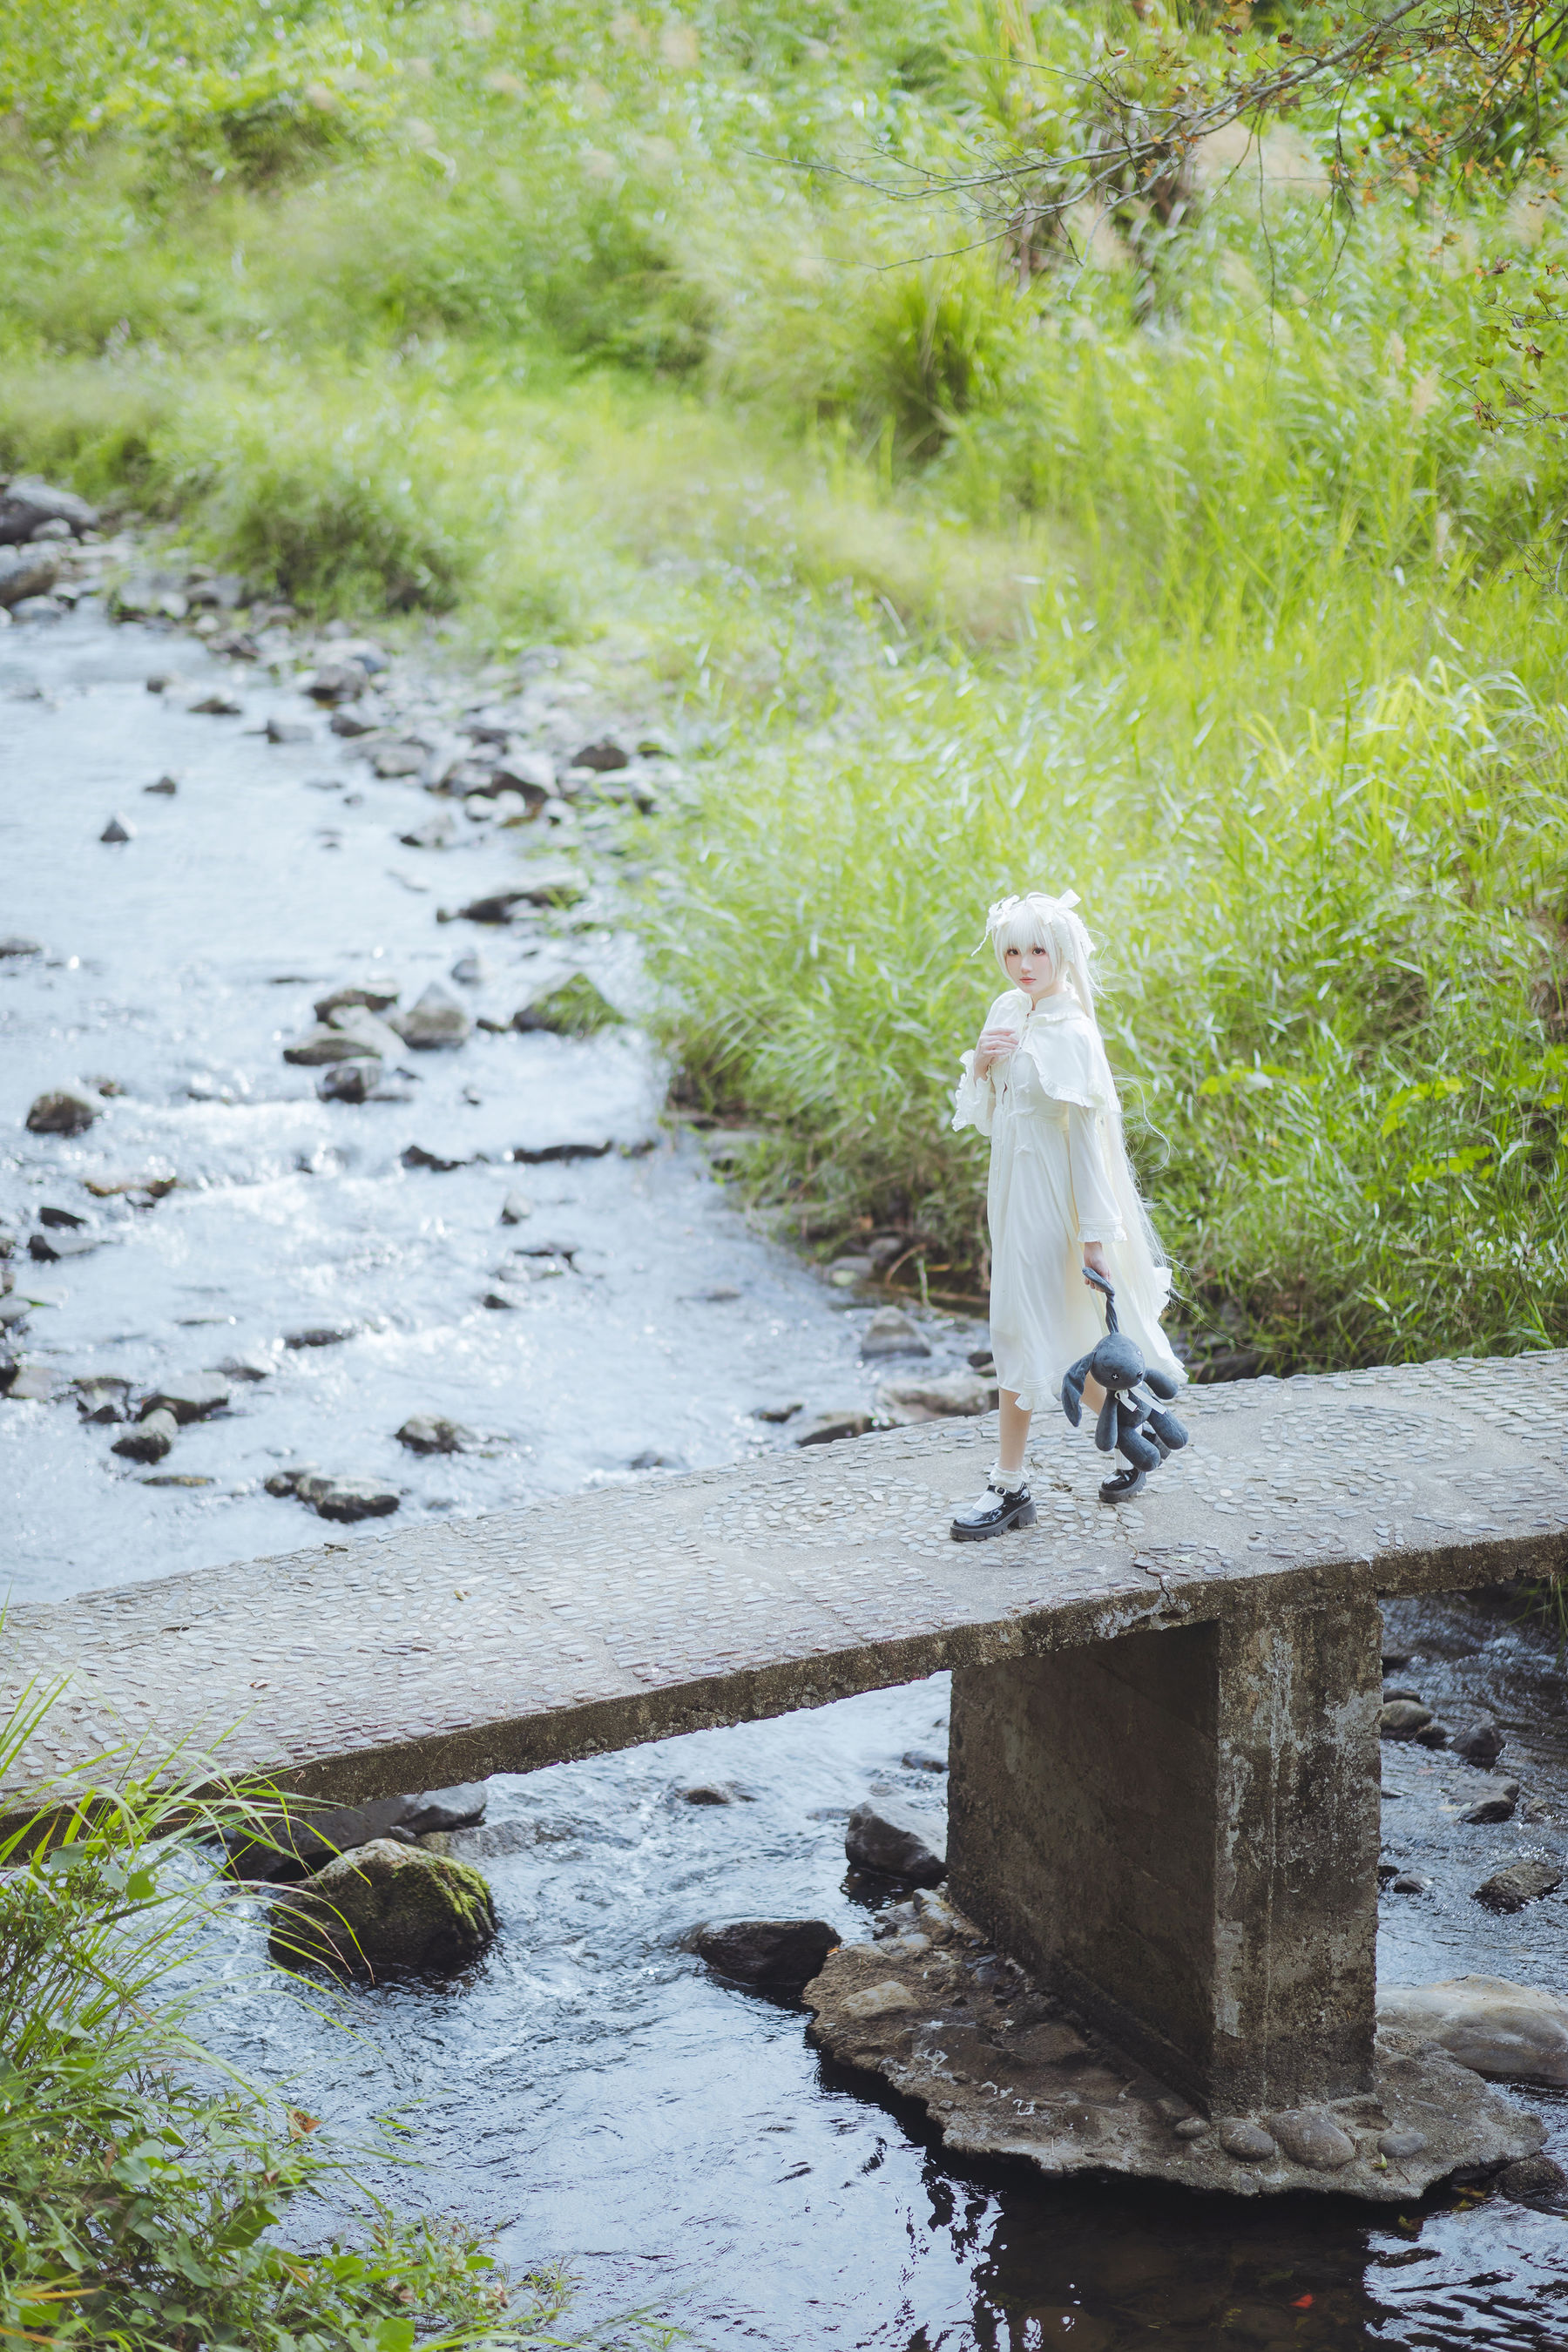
<box><xmin>4</xmin><ymin>0</ymin><xmax>1568</xmax><ymax>1369</ymax></box>
<box><xmin>0</xmin><ymin>1686</ymin><xmax>670</xmax><ymax>2349</ymax></box>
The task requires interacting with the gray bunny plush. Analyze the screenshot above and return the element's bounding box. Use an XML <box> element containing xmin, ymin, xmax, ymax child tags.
<box><xmin>1061</xmin><ymin>1269</ymin><xmax>1189</xmax><ymax>1502</ymax></box>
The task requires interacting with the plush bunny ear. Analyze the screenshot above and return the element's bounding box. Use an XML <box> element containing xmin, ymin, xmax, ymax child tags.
<box><xmin>1060</xmin><ymin>1358</ymin><xmax>1092</xmax><ymax>1427</ymax></box>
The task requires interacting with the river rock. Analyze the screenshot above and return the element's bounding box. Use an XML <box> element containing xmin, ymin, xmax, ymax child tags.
<box><xmin>0</xmin><ymin>936</ymin><xmax>43</xmax><ymax>958</ymax></box>
<box><xmin>1376</xmin><ymin>1976</ymin><xmax>1568</xmax><ymax>2082</ymax></box>
<box><xmin>311</xmin><ymin>1477</ymin><xmax>401</xmax><ymax>1523</ymax></box>
<box><xmin>845</xmin><ymin>1797</ymin><xmax>946</xmax><ymax>1886</ymax></box>
<box><xmin>401</xmin><ymin>1143</ymin><xmax>471</xmax><ymax>1172</ymax></box>
<box><xmin>1379</xmin><ymin>1699</ymin><xmax>1432</xmax><ymax>1740</ymax></box>
<box><xmin>0</xmin><ymin>549</ymin><xmax>63</xmax><ymax>606</ymax></box>
<box><xmin>372</xmin><ymin>741</ymin><xmax>428</xmax><ymax>778</ymax></box>
<box><xmin>1378</xmin><ymin>2128</ymin><xmax>1429</xmax><ymax>2159</ymax></box>
<box><xmin>1217</xmin><ymin>2120</ymin><xmax>1277</xmax><ymax>2163</ymax></box>
<box><xmin>396</xmin><ymin>1415</ymin><xmax>471</xmax><ymax>1454</ymax></box>
<box><xmin>391</xmin><ymin>983</ymin><xmax>472</xmax><ymax>1049</ymax></box>
<box><xmin>449</xmin><ymin>951</ymin><xmax>490</xmax><ymax>986</ymax></box>
<box><xmin>317</xmin><ymin>1063</ymin><xmax>374</xmax><ymax>1103</ymax></box>
<box><xmin>303</xmin><ymin>662</ymin><xmax>367</xmax><ymax>704</ymax></box>
<box><xmin>267</xmin><ymin>1838</ymin><xmax>497</xmax><ymax>1976</ymax></box>
<box><xmin>1458</xmin><ymin>1774</ymin><xmax>1521</xmax><ymax>1824</ymax></box>
<box><xmin>571</xmin><ymin>738</ymin><xmax>630</xmax><ymax>771</ymax></box>
<box><xmin>330</xmin><ymin>707</ymin><xmax>377</xmax><ymax>736</ymax></box>
<box><xmin>880</xmin><ymin>1371</ymin><xmax>997</xmax><ymax>1418</ymax></box>
<box><xmin>499</xmin><ymin>1190</ymin><xmax>532</xmax><ymax>1224</ymax></box>
<box><xmin>99</xmin><ymin>814</ymin><xmax>134</xmax><ymax>844</ymax></box>
<box><xmin>25</xmin><ymin>1089</ymin><xmax>101</xmax><ymax>1135</ymax></box>
<box><xmin>794</xmin><ymin>1409</ymin><xmax>875</xmax><ymax>1447</ymax></box>
<box><xmin>860</xmin><ymin>1307</ymin><xmax>931</xmax><ymax>1361</ymax></box>
<box><xmin>189</xmin><ymin>690</ymin><xmax>243</xmax><ymax>717</ymax></box>
<box><xmin>74</xmin><ymin>1376</ymin><xmax>130</xmax><ymax>1423</ymax></box>
<box><xmin>0</xmin><ymin>479</ymin><xmax>98</xmax><ymax>543</ymax></box>
<box><xmin>697</xmin><ymin>1919</ymin><xmax>840</xmax><ymax>1990</ymax></box>
<box><xmin>264</xmin><ymin>716</ymin><xmax>312</xmax><ymax>745</ymax></box>
<box><xmin>453</xmin><ymin>868</ymin><xmax>584</xmax><ymax>923</ymax></box>
<box><xmin>1453</xmin><ymin>1722</ymin><xmax>1506</xmax><ymax>1766</ymax></box>
<box><xmin>139</xmin><ymin>1375</ymin><xmax>232</xmax><ymax>1423</ymax></box>
<box><xmin>113</xmin><ymin>1408</ymin><xmax>177</xmax><ymax>1463</ymax></box>
<box><xmin>144</xmin><ymin>774</ymin><xmax>179</xmax><ymax>795</ymax></box>
<box><xmin>1496</xmin><ymin>2153</ymin><xmax>1568</xmax><ymax>2201</ymax></box>
<box><xmin>29</xmin><ymin>1228</ymin><xmax>99</xmax><ymax>1261</ymax></box>
<box><xmin>283</xmin><ymin>1323</ymin><xmax>359</xmax><ymax>1348</ymax></box>
<box><xmin>1267</xmin><ymin>2107</ymin><xmax>1355</xmax><ymax>2170</ymax></box>
<box><xmin>903</xmin><ymin>1747</ymin><xmax>949</xmax><ymax>1773</ymax></box>
<box><xmin>1474</xmin><ymin>1859</ymin><xmax>1562</xmax><ymax>1912</ymax></box>
<box><xmin>491</xmin><ymin>749</ymin><xmax>554</xmax><ymax>803</ymax></box>
<box><xmin>511</xmin><ymin>974</ymin><xmax>621</xmax><ymax>1037</ymax></box>
<box><xmin>314</xmin><ymin>983</ymin><xmax>400</xmax><ymax>1021</ymax></box>
<box><xmin>283</xmin><ymin>1016</ymin><xmax>394</xmax><ymax>1065</ymax></box>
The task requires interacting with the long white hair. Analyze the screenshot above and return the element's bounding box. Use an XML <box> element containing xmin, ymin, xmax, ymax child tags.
<box><xmin>983</xmin><ymin>889</ymin><xmax>1095</xmax><ymax>1021</ymax></box>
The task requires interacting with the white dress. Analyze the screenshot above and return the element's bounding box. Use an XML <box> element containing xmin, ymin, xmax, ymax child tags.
<box><xmin>952</xmin><ymin>988</ymin><xmax>1185</xmax><ymax>1412</ymax></box>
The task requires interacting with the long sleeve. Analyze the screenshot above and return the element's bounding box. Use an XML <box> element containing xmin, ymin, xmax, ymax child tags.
<box><xmin>952</xmin><ymin>1048</ymin><xmax>997</xmax><ymax>1137</ymax></box>
<box><xmin>1065</xmin><ymin>1104</ymin><xmax>1126</xmax><ymax>1245</ymax></box>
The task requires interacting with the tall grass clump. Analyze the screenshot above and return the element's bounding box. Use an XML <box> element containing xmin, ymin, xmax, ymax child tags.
<box><xmin>0</xmin><ymin>1681</ymin><xmax>675</xmax><ymax>2348</ymax></box>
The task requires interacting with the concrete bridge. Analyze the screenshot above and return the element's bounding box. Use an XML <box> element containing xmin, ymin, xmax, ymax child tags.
<box><xmin>6</xmin><ymin>1348</ymin><xmax>1567</xmax><ymax>2195</ymax></box>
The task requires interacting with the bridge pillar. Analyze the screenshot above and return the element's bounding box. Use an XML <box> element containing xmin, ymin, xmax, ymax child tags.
<box><xmin>946</xmin><ymin>1594</ymin><xmax>1382</xmax><ymax>2113</ymax></box>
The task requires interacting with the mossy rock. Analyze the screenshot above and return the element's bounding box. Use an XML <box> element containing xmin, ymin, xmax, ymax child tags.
<box><xmin>267</xmin><ymin>1836</ymin><xmax>497</xmax><ymax>1977</ymax></box>
<box><xmin>511</xmin><ymin>973</ymin><xmax>622</xmax><ymax>1038</ymax></box>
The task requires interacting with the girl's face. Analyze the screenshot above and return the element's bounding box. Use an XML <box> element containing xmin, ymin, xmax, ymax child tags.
<box><xmin>1004</xmin><ymin>941</ymin><xmax>1055</xmax><ymax>999</ymax></box>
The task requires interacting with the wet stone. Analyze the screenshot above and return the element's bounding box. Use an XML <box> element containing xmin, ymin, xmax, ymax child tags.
<box><xmin>268</xmin><ymin>1838</ymin><xmax>496</xmax><ymax>1976</ymax></box>
<box><xmin>139</xmin><ymin>1375</ymin><xmax>232</xmax><ymax>1423</ymax></box>
<box><xmin>283</xmin><ymin>1323</ymin><xmax>359</xmax><ymax>1348</ymax></box>
<box><xmin>845</xmin><ymin>1797</ymin><xmax>946</xmax><ymax>1887</ymax></box>
<box><xmin>113</xmin><ymin>1408</ymin><xmax>177</xmax><ymax>1463</ymax></box>
<box><xmin>314</xmin><ymin>983</ymin><xmax>400</xmax><ymax>1021</ymax></box>
<box><xmin>1376</xmin><ymin>1975</ymin><xmax>1568</xmax><ymax>2083</ymax></box>
<box><xmin>696</xmin><ymin>1919</ymin><xmax>839</xmax><ymax>1990</ymax></box>
<box><xmin>392</xmin><ymin>983</ymin><xmax>472</xmax><ymax>1050</ymax></box>
<box><xmin>99</xmin><ymin>814</ymin><xmax>133</xmax><ymax>844</ymax></box>
<box><xmin>1496</xmin><ymin>2153</ymin><xmax>1568</xmax><ymax>2201</ymax></box>
<box><xmin>25</xmin><ymin>1087</ymin><xmax>101</xmax><ymax>1135</ymax></box>
<box><xmin>1453</xmin><ymin>1722</ymin><xmax>1506</xmax><ymax>1766</ymax></box>
<box><xmin>396</xmin><ymin>1415</ymin><xmax>471</xmax><ymax>1455</ymax></box>
<box><xmin>1379</xmin><ymin>1700</ymin><xmax>1433</xmax><ymax>1740</ymax></box>
<box><xmin>1379</xmin><ymin>2129</ymin><xmax>1429</xmax><ymax>2159</ymax></box>
<box><xmin>1474</xmin><ymin>1859</ymin><xmax>1563</xmax><ymax>1912</ymax></box>
<box><xmin>498</xmin><ymin>1191</ymin><xmax>532</xmax><ymax>1225</ymax></box>
<box><xmin>860</xmin><ymin>1307</ymin><xmax>930</xmax><ymax>1361</ymax></box>
<box><xmin>265</xmin><ymin>717</ymin><xmax>312</xmax><ymax>745</ymax></box>
<box><xmin>1459</xmin><ymin>1775</ymin><xmax>1522</xmax><ymax>1825</ymax></box>
<box><xmin>1218</xmin><ymin>2121</ymin><xmax>1278</xmax><ymax>2164</ymax></box>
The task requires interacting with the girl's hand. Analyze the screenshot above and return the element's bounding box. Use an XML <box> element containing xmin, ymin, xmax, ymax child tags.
<box><xmin>1082</xmin><ymin>1241</ymin><xmax>1110</xmax><ymax>1282</ymax></box>
<box><xmin>974</xmin><ymin>1026</ymin><xmax>1020</xmax><ymax>1078</ymax></box>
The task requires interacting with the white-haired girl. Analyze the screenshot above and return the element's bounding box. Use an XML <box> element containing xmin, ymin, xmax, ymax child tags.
<box><xmin>949</xmin><ymin>889</ymin><xmax>1185</xmax><ymax>1538</ymax></box>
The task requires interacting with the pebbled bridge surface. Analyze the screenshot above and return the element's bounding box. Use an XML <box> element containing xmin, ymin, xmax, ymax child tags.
<box><xmin>4</xmin><ymin>1351</ymin><xmax>1568</xmax><ymax>1807</ymax></box>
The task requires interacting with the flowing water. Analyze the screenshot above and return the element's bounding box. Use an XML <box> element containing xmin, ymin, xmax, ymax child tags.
<box><xmin>3</xmin><ymin>598</ymin><xmax>1565</xmax><ymax>2349</ymax></box>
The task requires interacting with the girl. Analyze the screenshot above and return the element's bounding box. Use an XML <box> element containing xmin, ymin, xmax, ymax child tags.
<box><xmin>949</xmin><ymin>889</ymin><xmax>1185</xmax><ymax>1538</ymax></box>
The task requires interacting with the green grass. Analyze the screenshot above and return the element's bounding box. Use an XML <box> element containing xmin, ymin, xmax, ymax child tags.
<box><xmin>0</xmin><ymin>1683</ymin><xmax>678</xmax><ymax>2349</ymax></box>
<box><xmin>4</xmin><ymin>0</ymin><xmax>1568</xmax><ymax>1369</ymax></box>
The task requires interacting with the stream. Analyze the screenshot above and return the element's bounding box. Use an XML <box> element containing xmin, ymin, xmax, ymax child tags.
<box><xmin>3</xmin><ymin>588</ymin><xmax>1565</xmax><ymax>2349</ymax></box>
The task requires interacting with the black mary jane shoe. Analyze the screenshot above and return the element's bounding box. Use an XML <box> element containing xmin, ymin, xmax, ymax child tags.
<box><xmin>1098</xmin><ymin>1465</ymin><xmax>1146</xmax><ymax>1504</ymax></box>
<box><xmin>950</xmin><ymin>1482</ymin><xmax>1037</xmax><ymax>1542</ymax></box>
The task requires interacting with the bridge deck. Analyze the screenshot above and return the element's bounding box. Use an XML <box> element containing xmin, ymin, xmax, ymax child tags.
<box><xmin>6</xmin><ymin>1351</ymin><xmax>1568</xmax><ymax>1807</ymax></box>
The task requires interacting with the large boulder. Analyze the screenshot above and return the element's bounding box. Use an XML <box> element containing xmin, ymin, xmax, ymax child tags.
<box><xmin>845</xmin><ymin>1797</ymin><xmax>946</xmax><ymax>1886</ymax></box>
<box><xmin>0</xmin><ymin>479</ymin><xmax>98</xmax><ymax>544</ymax></box>
<box><xmin>1376</xmin><ymin>1976</ymin><xmax>1568</xmax><ymax>2085</ymax></box>
<box><xmin>267</xmin><ymin>1838</ymin><xmax>497</xmax><ymax>1975</ymax></box>
<box><xmin>697</xmin><ymin>1919</ymin><xmax>840</xmax><ymax>1990</ymax></box>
